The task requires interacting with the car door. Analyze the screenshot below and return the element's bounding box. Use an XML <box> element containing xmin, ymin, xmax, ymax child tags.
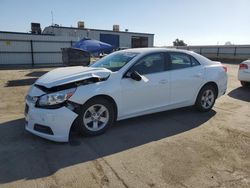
<box><xmin>120</xmin><ymin>52</ymin><xmax>170</xmax><ymax>118</ymax></box>
<box><xmin>168</xmin><ymin>52</ymin><xmax>205</xmax><ymax>106</ymax></box>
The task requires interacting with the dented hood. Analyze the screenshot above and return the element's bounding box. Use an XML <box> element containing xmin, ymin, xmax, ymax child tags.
<box><xmin>35</xmin><ymin>66</ymin><xmax>111</xmax><ymax>89</ymax></box>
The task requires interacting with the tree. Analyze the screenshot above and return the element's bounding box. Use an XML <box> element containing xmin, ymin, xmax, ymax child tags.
<box><xmin>173</xmin><ymin>38</ymin><xmax>187</xmax><ymax>46</ymax></box>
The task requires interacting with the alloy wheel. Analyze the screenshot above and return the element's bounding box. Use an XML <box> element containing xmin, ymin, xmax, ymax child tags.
<box><xmin>201</xmin><ymin>89</ymin><xmax>215</xmax><ymax>109</ymax></box>
<box><xmin>83</xmin><ymin>104</ymin><xmax>109</xmax><ymax>131</ymax></box>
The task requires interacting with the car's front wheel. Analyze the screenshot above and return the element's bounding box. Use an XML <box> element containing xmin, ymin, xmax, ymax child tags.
<box><xmin>195</xmin><ymin>85</ymin><xmax>216</xmax><ymax>112</ymax></box>
<box><xmin>78</xmin><ymin>98</ymin><xmax>115</xmax><ymax>136</ymax></box>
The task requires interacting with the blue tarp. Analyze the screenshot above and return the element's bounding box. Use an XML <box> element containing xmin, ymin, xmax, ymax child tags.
<box><xmin>72</xmin><ymin>38</ymin><xmax>115</xmax><ymax>54</ymax></box>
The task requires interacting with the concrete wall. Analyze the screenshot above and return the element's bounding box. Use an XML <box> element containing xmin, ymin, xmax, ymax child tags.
<box><xmin>43</xmin><ymin>26</ymin><xmax>154</xmax><ymax>48</ymax></box>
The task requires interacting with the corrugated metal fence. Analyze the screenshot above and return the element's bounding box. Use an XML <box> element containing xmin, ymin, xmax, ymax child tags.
<box><xmin>1</xmin><ymin>31</ymin><xmax>250</xmax><ymax>65</ymax></box>
<box><xmin>0</xmin><ymin>32</ymin><xmax>79</xmax><ymax>65</ymax></box>
<box><xmin>175</xmin><ymin>45</ymin><xmax>250</xmax><ymax>62</ymax></box>
<box><xmin>0</xmin><ymin>39</ymin><xmax>76</xmax><ymax>65</ymax></box>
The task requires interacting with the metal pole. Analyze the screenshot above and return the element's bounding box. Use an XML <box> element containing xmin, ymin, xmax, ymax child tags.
<box><xmin>51</xmin><ymin>11</ymin><xmax>54</xmax><ymax>26</ymax></box>
<box><xmin>30</xmin><ymin>40</ymin><xmax>34</xmax><ymax>66</ymax></box>
<box><xmin>217</xmin><ymin>47</ymin><xmax>220</xmax><ymax>57</ymax></box>
<box><xmin>234</xmin><ymin>47</ymin><xmax>237</xmax><ymax>56</ymax></box>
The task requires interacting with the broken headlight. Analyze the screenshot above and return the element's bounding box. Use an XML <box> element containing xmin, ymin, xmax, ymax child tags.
<box><xmin>37</xmin><ymin>88</ymin><xmax>76</xmax><ymax>107</ymax></box>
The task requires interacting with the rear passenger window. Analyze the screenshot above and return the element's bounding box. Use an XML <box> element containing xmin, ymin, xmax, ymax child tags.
<box><xmin>169</xmin><ymin>53</ymin><xmax>192</xmax><ymax>70</ymax></box>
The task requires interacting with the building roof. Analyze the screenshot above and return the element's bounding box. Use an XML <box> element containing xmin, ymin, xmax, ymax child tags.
<box><xmin>0</xmin><ymin>30</ymin><xmax>54</xmax><ymax>36</ymax></box>
<box><xmin>46</xmin><ymin>26</ymin><xmax>154</xmax><ymax>36</ymax></box>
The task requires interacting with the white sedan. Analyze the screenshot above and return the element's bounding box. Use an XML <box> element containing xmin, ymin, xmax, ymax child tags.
<box><xmin>25</xmin><ymin>48</ymin><xmax>228</xmax><ymax>142</ymax></box>
<box><xmin>238</xmin><ymin>60</ymin><xmax>250</xmax><ymax>87</ymax></box>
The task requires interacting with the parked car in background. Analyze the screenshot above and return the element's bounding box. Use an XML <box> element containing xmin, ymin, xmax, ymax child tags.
<box><xmin>25</xmin><ymin>48</ymin><xmax>228</xmax><ymax>142</ymax></box>
<box><xmin>238</xmin><ymin>60</ymin><xmax>250</xmax><ymax>87</ymax></box>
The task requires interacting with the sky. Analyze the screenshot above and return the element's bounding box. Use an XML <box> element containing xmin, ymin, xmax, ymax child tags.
<box><xmin>0</xmin><ymin>0</ymin><xmax>250</xmax><ymax>46</ymax></box>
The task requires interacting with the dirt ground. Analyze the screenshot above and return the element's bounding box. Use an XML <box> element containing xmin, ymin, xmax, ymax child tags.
<box><xmin>0</xmin><ymin>64</ymin><xmax>249</xmax><ymax>188</ymax></box>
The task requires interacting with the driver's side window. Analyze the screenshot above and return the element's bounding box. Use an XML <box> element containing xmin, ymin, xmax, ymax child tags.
<box><xmin>129</xmin><ymin>53</ymin><xmax>165</xmax><ymax>75</ymax></box>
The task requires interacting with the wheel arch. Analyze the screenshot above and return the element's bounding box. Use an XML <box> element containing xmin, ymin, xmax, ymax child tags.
<box><xmin>69</xmin><ymin>94</ymin><xmax>118</xmax><ymax>139</ymax></box>
<box><xmin>83</xmin><ymin>94</ymin><xmax>118</xmax><ymax>121</ymax></box>
<box><xmin>198</xmin><ymin>81</ymin><xmax>219</xmax><ymax>99</ymax></box>
<box><xmin>194</xmin><ymin>81</ymin><xmax>219</xmax><ymax>112</ymax></box>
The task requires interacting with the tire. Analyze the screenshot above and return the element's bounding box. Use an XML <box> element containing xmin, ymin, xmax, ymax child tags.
<box><xmin>77</xmin><ymin>98</ymin><xmax>115</xmax><ymax>136</ymax></box>
<box><xmin>195</xmin><ymin>85</ymin><xmax>216</xmax><ymax>112</ymax></box>
<box><xmin>241</xmin><ymin>81</ymin><xmax>250</xmax><ymax>87</ymax></box>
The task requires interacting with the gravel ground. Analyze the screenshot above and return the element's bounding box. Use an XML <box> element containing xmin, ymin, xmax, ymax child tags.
<box><xmin>0</xmin><ymin>63</ymin><xmax>249</xmax><ymax>188</ymax></box>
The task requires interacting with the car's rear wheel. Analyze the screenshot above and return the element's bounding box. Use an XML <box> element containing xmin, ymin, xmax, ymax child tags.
<box><xmin>195</xmin><ymin>85</ymin><xmax>216</xmax><ymax>112</ymax></box>
<box><xmin>241</xmin><ymin>81</ymin><xmax>250</xmax><ymax>87</ymax></box>
<box><xmin>78</xmin><ymin>98</ymin><xmax>115</xmax><ymax>136</ymax></box>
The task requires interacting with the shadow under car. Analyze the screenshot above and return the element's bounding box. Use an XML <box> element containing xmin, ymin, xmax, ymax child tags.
<box><xmin>228</xmin><ymin>86</ymin><xmax>250</xmax><ymax>102</ymax></box>
<box><xmin>0</xmin><ymin>107</ymin><xmax>216</xmax><ymax>183</ymax></box>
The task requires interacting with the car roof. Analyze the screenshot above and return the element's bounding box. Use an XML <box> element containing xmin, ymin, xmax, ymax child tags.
<box><xmin>121</xmin><ymin>47</ymin><xmax>193</xmax><ymax>55</ymax></box>
<box><xmin>120</xmin><ymin>47</ymin><xmax>211</xmax><ymax>65</ymax></box>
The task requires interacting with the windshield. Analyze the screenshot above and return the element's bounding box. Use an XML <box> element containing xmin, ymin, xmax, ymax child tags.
<box><xmin>91</xmin><ymin>52</ymin><xmax>139</xmax><ymax>72</ymax></box>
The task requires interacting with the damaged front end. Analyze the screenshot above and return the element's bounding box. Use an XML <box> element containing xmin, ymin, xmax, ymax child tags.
<box><xmin>33</xmin><ymin>75</ymin><xmax>109</xmax><ymax>111</ymax></box>
<box><xmin>25</xmin><ymin>67</ymin><xmax>112</xmax><ymax>142</ymax></box>
<box><xmin>35</xmin><ymin>75</ymin><xmax>109</xmax><ymax>93</ymax></box>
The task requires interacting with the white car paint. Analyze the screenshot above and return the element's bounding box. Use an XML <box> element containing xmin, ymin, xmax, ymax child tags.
<box><xmin>36</xmin><ymin>66</ymin><xmax>112</xmax><ymax>88</ymax></box>
<box><xmin>120</xmin><ymin>71</ymin><xmax>170</xmax><ymax>118</ymax></box>
<box><xmin>238</xmin><ymin>60</ymin><xmax>250</xmax><ymax>82</ymax></box>
<box><xmin>25</xmin><ymin>48</ymin><xmax>227</xmax><ymax>142</ymax></box>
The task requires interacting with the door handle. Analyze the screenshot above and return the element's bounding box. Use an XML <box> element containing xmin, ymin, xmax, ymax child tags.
<box><xmin>159</xmin><ymin>79</ymin><xmax>168</xmax><ymax>84</ymax></box>
<box><xmin>193</xmin><ymin>73</ymin><xmax>202</xmax><ymax>78</ymax></box>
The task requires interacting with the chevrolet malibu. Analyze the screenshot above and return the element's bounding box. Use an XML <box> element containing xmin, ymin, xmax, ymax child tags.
<box><xmin>25</xmin><ymin>48</ymin><xmax>228</xmax><ymax>142</ymax></box>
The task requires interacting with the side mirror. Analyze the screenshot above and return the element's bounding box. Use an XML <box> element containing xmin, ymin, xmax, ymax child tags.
<box><xmin>130</xmin><ymin>71</ymin><xmax>142</xmax><ymax>81</ymax></box>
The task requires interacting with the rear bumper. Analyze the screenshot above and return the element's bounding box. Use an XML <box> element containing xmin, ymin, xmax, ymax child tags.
<box><xmin>217</xmin><ymin>74</ymin><xmax>228</xmax><ymax>98</ymax></box>
<box><xmin>238</xmin><ymin>70</ymin><xmax>250</xmax><ymax>82</ymax></box>
<box><xmin>25</xmin><ymin>103</ymin><xmax>78</xmax><ymax>142</ymax></box>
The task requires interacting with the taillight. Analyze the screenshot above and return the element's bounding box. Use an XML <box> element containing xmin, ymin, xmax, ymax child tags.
<box><xmin>222</xmin><ymin>65</ymin><xmax>227</xmax><ymax>72</ymax></box>
<box><xmin>239</xmin><ymin>63</ymin><xmax>248</xmax><ymax>70</ymax></box>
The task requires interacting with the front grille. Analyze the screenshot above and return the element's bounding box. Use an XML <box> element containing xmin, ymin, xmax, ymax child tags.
<box><xmin>34</xmin><ymin>124</ymin><xmax>54</xmax><ymax>135</ymax></box>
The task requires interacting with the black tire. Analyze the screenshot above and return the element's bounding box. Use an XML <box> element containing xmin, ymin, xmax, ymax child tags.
<box><xmin>241</xmin><ymin>81</ymin><xmax>250</xmax><ymax>87</ymax></box>
<box><xmin>195</xmin><ymin>85</ymin><xmax>216</xmax><ymax>112</ymax></box>
<box><xmin>77</xmin><ymin>98</ymin><xmax>115</xmax><ymax>136</ymax></box>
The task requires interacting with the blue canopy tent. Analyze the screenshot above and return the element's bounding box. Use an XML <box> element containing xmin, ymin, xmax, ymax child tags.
<box><xmin>72</xmin><ymin>38</ymin><xmax>115</xmax><ymax>54</ymax></box>
<box><xmin>62</xmin><ymin>38</ymin><xmax>115</xmax><ymax>66</ymax></box>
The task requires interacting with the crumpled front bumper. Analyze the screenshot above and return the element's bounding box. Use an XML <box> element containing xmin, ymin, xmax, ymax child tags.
<box><xmin>25</xmin><ymin>101</ymin><xmax>78</xmax><ymax>142</ymax></box>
